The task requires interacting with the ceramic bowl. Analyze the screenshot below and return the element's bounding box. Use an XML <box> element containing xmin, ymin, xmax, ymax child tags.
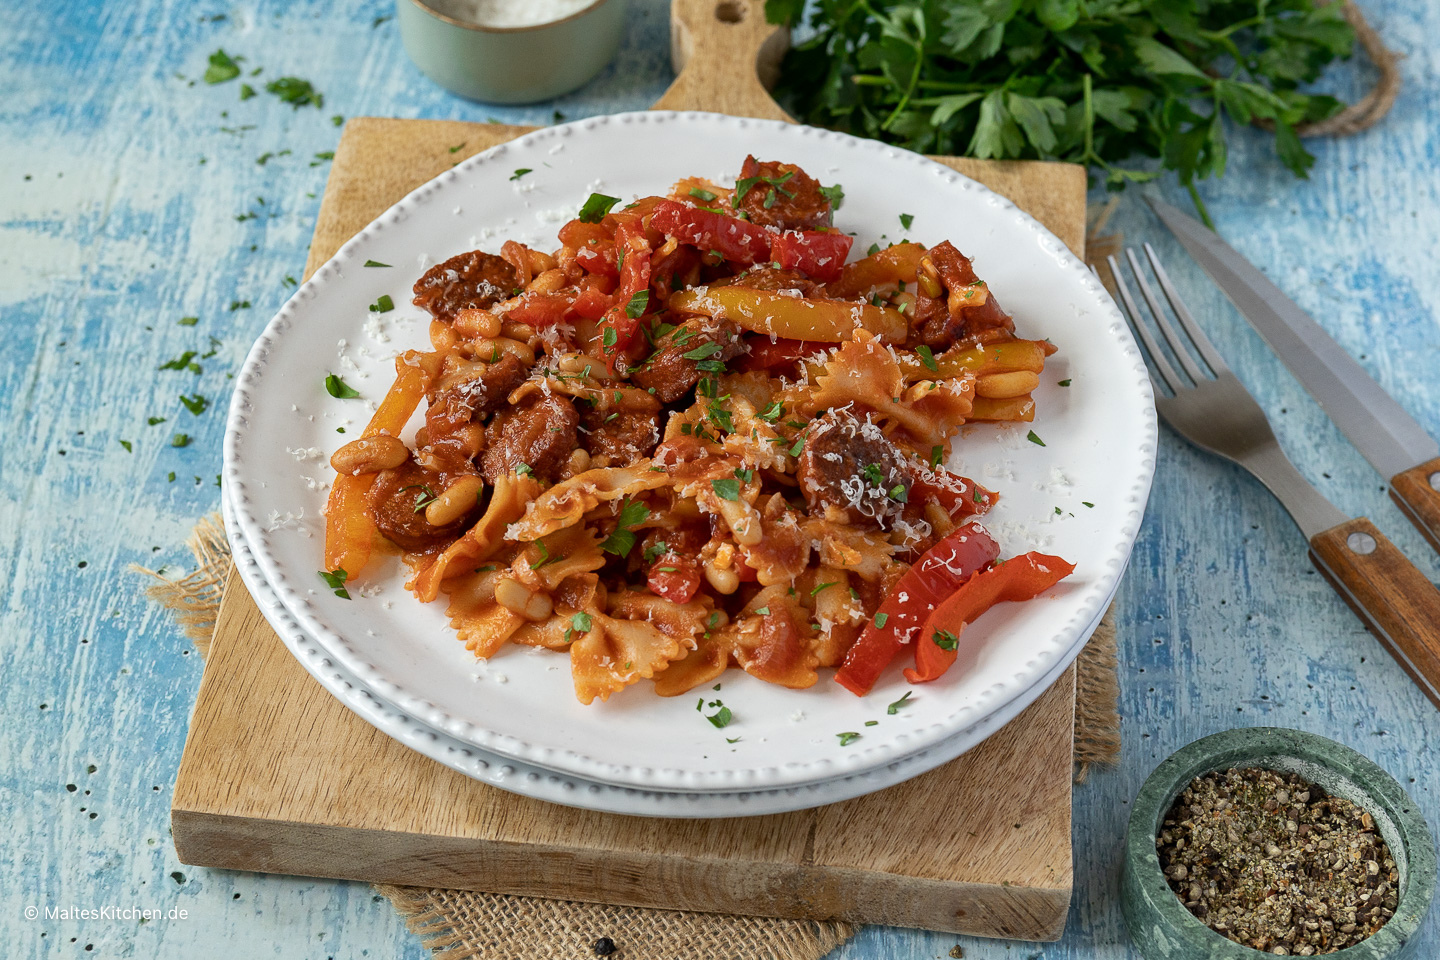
<box><xmin>396</xmin><ymin>0</ymin><xmax>627</xmax><ymax>104</ymax></box>
<box><xmin>1122</xmin><ymin>728</ymin><xmax>1435</xmax><ymax>959</ymax></box>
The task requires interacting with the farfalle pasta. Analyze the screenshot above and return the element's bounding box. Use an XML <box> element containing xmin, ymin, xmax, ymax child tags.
<box><xmin>322</xmin><ymin>157</ymin><xmax>1073</xmax><ymax>703</ymax></box>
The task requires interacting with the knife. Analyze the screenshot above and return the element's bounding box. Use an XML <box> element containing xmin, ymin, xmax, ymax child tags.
<box><xmin>1147</xmin><ymin>197</ymin><xmax>1440</xmax><ymax>557</ymax></box>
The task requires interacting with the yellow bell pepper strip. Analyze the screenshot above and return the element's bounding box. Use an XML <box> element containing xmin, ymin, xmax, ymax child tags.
<box><xmin>668</xmin><ymin>286</ymin><xmax>908</xmax><ymax>344</ymax></box>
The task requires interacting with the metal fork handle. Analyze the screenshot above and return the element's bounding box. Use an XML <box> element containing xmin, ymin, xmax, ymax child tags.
<box><xmin>1237</xmin><ymin>442</ymin><xmax>1347</xmax><ymax>540</ymax></box>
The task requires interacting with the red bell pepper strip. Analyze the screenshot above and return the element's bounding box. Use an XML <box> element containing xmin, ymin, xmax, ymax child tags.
<box><xmin>598</xmin><ymin>218</ymin><xmax>652</xmax><ymax>361</ymax></box>
<box><xmin>771</xmin><ymin>230</ymin><xmax>854</xmax><ymax>283</ymax></box>
<box><xmin>910</xmin><ymin>467</ymin><xmax>996</xmax><ymax>519</ymax></box>
<box><xmin>570</xmin><ymin>286</ymin><xmax>613</xmax><ymax>321</ymax></box>
<box><xmin>834</xmin><ymin>522</ymin><xmax>999</xmax><ymax>697</ymax></box>
<box><xmin>575</xmin><ymin>243</ymin><xmax>618</xmax><ymax>278</ymax></box>
<box><xmin>505</xmin><ymin>292</ymin><xmax>573</xmax><ymax>327</ymax></box>
<box><xmin>739</xmin><ymin>336</ymin><xmax>823</xmax><ymax>372</ymax></box>
<box><xmin>904</xmin><ymin>552</ymin><xmax>1075</xmax><ymax>684</ymax></box>
<box><xmin>649</xmin><ymin>199</ymin><xmax>772</xmax><ymax>265</ymax></box>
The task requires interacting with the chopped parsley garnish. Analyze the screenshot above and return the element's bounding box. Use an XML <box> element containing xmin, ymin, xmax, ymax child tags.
<box><xmin>929</xmin><ymin>444</ymin><xmax>944</xmax><ymax>468</ymax></box>
<box><xmin>119</xmin><ymin>439</ymin><xmax>132</xmax><ymax>452</ymax></box>
<box><xmin>602</xmin><ymin>327</ymin><xmax>618</xmax><ymax>348</ymax></box>
<box><xmin>318</xmin><ymin>568</ymin><xmax>350</xmax><ymax>599</ymax></box>
<box><xmin>369</xmin><ymin>294</ymin><xmax>395</xmax><ymax>313</ymax></box>
<box><xmin>577</xmin><ymin>192</ymin><xmax>621</xmax><ymax>223</ymax></box>
<box><xmin>625</xmin><ymin>290</ymin><xmax>649</xmax><ymax>319</ymax></box>
<box><xmin>837</xmin><ymin>731</ymin><xmax>861</xmax><ymax>746</ymax></box>
<box><xmin>171</xmin><ymin>434</ymin><xmax>191</xmax><ymax>448</ymax></box>
<box><xmin>734</xmin><ymin>467</ymin><xmax>754</xmax><ymax>483</ymax></box>
<box><xmin>757</xmin><ymin>401</ymin><xmax>784</xmax><ymax>423</ymax></box>
<box><xmin>1058</xmin><ymin>378</ymin><xmax>1072</xmax><ymax>387</ymax></box>
<box><xmin>643</xmin><ymin>541</ymin><xmax>669</xmax><ymax>564</ymax></box>
<box><xmin>515</xmin><ymin>463</ymin><xmax>533</xmax><ymax>478</ymax></box>
<box><xmin>363</xmin><ymin>259</ymin><xmax>391</xmax><ymax>267</ymax></box>
<box><xmin>788</xmin><ymin>434</ymin><xmax>805</xmax><ymax>457</ymax></box>
<box><xmin>563</xmin><ymin>611</ymin><xmax>593</xmax><ymax>644</ymax></box>
<box><xmin>399</xmin><ymin>484</ymin><xmax>438</xmax><ymax>513</ymax></box>
<box><xmin>179</xmin><ymin>393</ymin><xmax>210</xmax><ymax>415</ymax></box>
<box><xmin>726</xmin><ymin>736</ymin><xmax>741</xmax><ymax>744</ymax></box>
<box><xmin>688</xmin><ymin>186</ymin><xmax>717</xmax><ymax>201</ymax></box>
<box><xmin>899</xmin><ymin>213</ymin><xmax>914</xmax><ymax>230</ymax></box>
<box><xmin>529</xmin><ymin>541</ymin><xmax>556</xmax><ymax>569</ymax></box>
<box><xmin>325</xmin><ymin>374</ymin><xmax>361</xmax><ymax>398</ymax></box>
<box><xmin>819</xmin><ymin>183</ymin><xmax>845</xmax><ymax>209</ymax></box>
<box><xmin>147</xmin><ymin>416</ymin><xmax>167</xmax><ymax>426</ymax></box>
<box><xmin>862</xmin><ymin>463</ymin><xmax>885</xmax><ymax>486</ymax></box>
<box><xmin>932</xmin><ymin>629</ymin><xmax>959</xmax><ymax>651</ymax></box>
<box><xmin>732</xmin><ymin>170</ymin><xmax>795</xmax><ymax>208</ymax></box>
<box><xmin>886</xmin><ymin>691</ymin><xmax>913</xmax><ymax>715</ymax></box>
<box><xmin>265</xmin><ymin>76</ymin><xmax>323</xmax><ymax>109</ymax></box>
<box><xmin>867</xmin><ymin>242</ymin><xmax>881</xmax><ymax>256</ymax></box>
<box><xmin>706</xmin><ymin>705</ymin><xmax>734</xmax><ymax>729</ymax></box>
<box><xmin>811</xmin><ymin>581</ymin><xmax>838</xmax><ymax>596</ymax></box>
<box><xmin>159</xmin><ymin>351</ymin><xmax>201</xmax><ymax>373</ymax></box>
<box><xmin>711</xmin><ymin>478</ymin><xmax>741</xmax><ymax>501</ymax></box>
<box><xmin>681</xmin><ymin>341</ymin><xmax>723</xmax><ymax>361</ymax></box>
<box><xmin>865</xmin><ymin>720</ymin><xmax>879</xmax><ymax>727</ymax></box>
<box><xmin>888</xmin><ymin>483</ymin><xmax>908</xmax><ymax>502</ymax></box>
<box><xmin>873</xmin><ymin>612</ymin><xmax>889</xmax><ymax>629</ymax></box>
<box><xmin>510</xmin><ymin>168</ymin><xmax>532</xmax><ymax>181</ymax></box>
<box><xmin>311</xmin><ymin>151</ymin><xmax>334</xmax><ymax>165</ymax></box>
<box><xmin>1027</xmin><ymin>430</ymin><xmax>1046</xmax><ymax>447</ymax></box>
<box><xmin>600</xmin><ymin>498</ymin><xmax>650</xmax><ymax>557</ymax></box>
<box><xmin>239</xmin><ymin>83</ymin><xmax>255</xmax><ymax>100</ymax></box>
<box><xmin>753</xmin><ymin>606</ymin><xmax>770</xmax><ymax>616</ymax></box>
<box><xmin>178</xmin><ymin>316</ymin><xmax>198</xmax><ymax>326</ymax></box>
<box><xmin>916</xmin><ymin>344</ymin><xmax>938</xmax><ymax>372</ymax></box>
<box><xmin>1083</xmin><ymin>501</ymin><xmax>1095</xmax><ymax>508</ymax></box>
<box><xmin>228</xmin><ymin>299</ymin><xmax>250</xmax><ymax>311</ymax></box>
<box><xmin>203</xmin><ymin>49</ymin><xmax>242</xmax><ymax>85</ymax></box>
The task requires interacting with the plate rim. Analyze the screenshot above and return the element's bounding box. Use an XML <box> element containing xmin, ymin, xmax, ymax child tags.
<box><xmin>224</xmin><ymin>109</ymin><xmax>1157</xmax><ymax>792</ymax></box>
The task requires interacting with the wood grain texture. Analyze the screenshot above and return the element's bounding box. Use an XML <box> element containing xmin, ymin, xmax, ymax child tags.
<box><xmin>9</xmin><ymin>0</ymin><xmax>1440</xmax><ymax>957</ymax></box>
<box><xmin>174</xmin><ymin>112</ymin><xmax>1088</xmax><ymax>940</ymax></box>
<box><xmin>1310</xmin><ymin>516</ymin><xmax>1440</xmax><ymax>710</ymax></box>
<box><xmin>174</xmin><ymin>567</ymin><xmax>1076</xmax><ymax>939</ymax></box>
<box><xmin>1390</xmin><ymin>457</ymin><xmax>1440</xmax><ymax>557</ymax></box>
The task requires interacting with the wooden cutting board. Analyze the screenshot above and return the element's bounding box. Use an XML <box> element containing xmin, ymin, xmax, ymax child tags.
<box><xmin>172</xmin><ymin>0</ymin><xmax>1089</xmax><ymax>940</ymax></box>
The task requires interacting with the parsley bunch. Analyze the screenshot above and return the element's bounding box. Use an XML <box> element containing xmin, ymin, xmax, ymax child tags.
<box><xmin>765</xmin><ymin>0</ymin><xmax>1354</xmax><ymax>222</ymax></box>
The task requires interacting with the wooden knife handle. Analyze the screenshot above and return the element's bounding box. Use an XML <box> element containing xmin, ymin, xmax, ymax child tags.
<box><xmin>1310</xmin><ymin>517</ymin><xmax>1440</xmax><ymax>711</ymax></box>
<box><xmin>1390</xmin><ymin>456</ymin><xmax>1440</xmax><ymax>556</ymax></box>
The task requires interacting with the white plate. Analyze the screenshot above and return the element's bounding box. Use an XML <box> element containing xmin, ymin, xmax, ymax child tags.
<box><xmin>223</xmin><ymin>486</ymin><xmax>1121</xmax><ymax>816</ymax></box>
<box><xmin>224</xmin><ymin>110</ymin><xmax>1156</xmax><ymax>793</ymax></box>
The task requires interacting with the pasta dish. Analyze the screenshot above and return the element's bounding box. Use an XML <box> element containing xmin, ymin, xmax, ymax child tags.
<box><xmin>322</xmin><ymin>157</ymin><xmax>1072</xmax><ymax>704</ymax></box>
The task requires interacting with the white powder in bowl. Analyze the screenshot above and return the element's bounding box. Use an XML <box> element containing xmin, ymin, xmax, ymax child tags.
<box><xmin>425</xmin><ymin>0</ymin><xmax>598</xmax><ymax>27</ymax></box>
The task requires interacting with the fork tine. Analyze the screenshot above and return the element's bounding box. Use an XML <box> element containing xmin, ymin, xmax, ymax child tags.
<box><xmin>1125</xmin><ymin>248</ymin><xmax>1210</xmax><ymax>384</ymax></box>
<box><xmin>1106</xmin><ymin>254</ymin><xmax>1184</xmax><ymax>395</ymax></box>
<box><xmin>1143</xmin><ymin>242</ymin><xmax>1230</xmax><ymax>375</ymax></box>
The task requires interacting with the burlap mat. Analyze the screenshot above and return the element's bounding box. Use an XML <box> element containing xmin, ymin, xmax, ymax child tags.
<box><xmin>142</xmin><ymin>514</ymin><xmax>1119</xmax><ymax>959</ymax></box>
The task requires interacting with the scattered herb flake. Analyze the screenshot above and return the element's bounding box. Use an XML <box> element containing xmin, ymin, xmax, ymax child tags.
<box><xmin>363</xmin><ymin>260</ymin><xmax>391</xmax><ymax>268</ymax></box>
<box><xmin>369</xmin><ymin>294</ymin><xmax>394</xmax><ymax>313</ymax></box>
<box><xmin>510</xmin><ymin>168</ymin><xmax>533</xmax><ymax>181</ymax></box>
<box><xmin>1027</xmin><ymin>430</ymin><xmax>1046</xmax><ymax>447</ymax></box>
<box><xmin>203</xmin><ymin>49</ymin><xmax>242</xmax><ymax>85</ymax></box>
<box><xmin>318</xmin><ymin>568</ymin><xmax>350</xmax><ymax>599</ymax></box>
<box><xmin>874</xmin><ymin>612</ymin><xmax>889</xmax><ymax>629</ymax></box>
<box><xmin>324</xmin><ymin>374</ymin><xmax>360</xmax><ymax>399</ymax></box>
<box><xmin>837</xmin><ymin>731</ymin><xmax>860</xmax><ymax>746</ymax></box>
<box><xmin>171</xmin><ymin>433</ymin><xmax>191</xmax><ymax>448</ymax></box>
<box><xmin>625</xmin><ymin>290</ymin><xmax>649</xmax><ymax>319</ymax></box>
<box><xmin>179</xmin><ymin>394</ymin><xmax>209</xmax><ymax>415</ymax></box>
<box><xmin>706</xmin><ymin>705</ymin><xmax>733</xmax><ymax>729</ymax></box>
<box><xmin>577</xmin><ymin>193</ymin><xmax>621</xmax><ymax>223</ymax></box>
<box><xmin>119</xmin><ymin>439</ymin><xmax>132</xmax><ymax>452</ymax></box>
<box><xmin>178</xmin><ymin>316</ymin><xmax>198</xmax><ymax>326</ymax></box>
<box><xmin>1058</xmin><ymin>378</ymin><xmax>1072</xmax><ymax>387</ymax></box>
<box><xmin>916</xmin><ymin>344</ymin><xmax>938</xmax><ymax>372</ymax></box>
<box><xmin>1083</xmin><ymin>501</ymin><xmax>1095</xmax><ymax>508</ymax></box>
<box><xmin>932</xmin><ymin>629</ymin><xmax>959</xmax><ymax>651</ymax></box>
<box><xmin>899</xmin><ymin>213</ymin><xmax>914</xmax><ymax>230</ymax></box>
<box><xmin>887</xmin><ymin>691</ymin><xmax>913</xmax><ymax>715</ymax></box>
<box><xmin>711</xmin><ymin>477</ymin><xmax>741</xmax><ymax>501</ymax></box>
<box><xmin>265</xmin><ymin>76</ymin><xmax>323</xmax><ymax>109</ymax></box>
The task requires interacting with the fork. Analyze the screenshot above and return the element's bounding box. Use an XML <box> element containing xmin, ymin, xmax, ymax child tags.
<box><xmin>1110</xmin><ymin>244</ymin><xmax>1440</xmax><ymax>709</ymax></box>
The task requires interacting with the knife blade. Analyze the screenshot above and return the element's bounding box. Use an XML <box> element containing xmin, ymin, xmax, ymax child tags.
<box><xmin>1148</xmin><ymin>196</ymin><xmax>1440</xmax><ymax>556</ymax></box>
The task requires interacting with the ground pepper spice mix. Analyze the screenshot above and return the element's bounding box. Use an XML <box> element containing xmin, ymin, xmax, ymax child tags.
<box><xmin>1156</xmin><ymin>767</ymin><xmax>1398</xmax><ymax>955</ymax></box>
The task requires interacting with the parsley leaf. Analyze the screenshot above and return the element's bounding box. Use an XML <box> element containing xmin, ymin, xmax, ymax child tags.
<box><xmin>625</xmin><ymin>290</ymin><xmax>649</xmax><ymax>319</ymax></box>
<box><xmin>707</xmin><ymin>705</ymin><xmax>733</xmax><ymax>728</ymax></box>
<box><xmin>886</xmin><ymin>690</ymin><xmax>913</xmax><ymax>715</ymax></box>
<box><xmin>915</xmin><ymin>344</ymin><xmax>938</xmax><ymax>372</ymax></box>
<box><xmin>711</xmin><ymin>478</ymin><xmax>741</xmax><ymax>501</ymax></box>
<box><xmin>932</xmin><ymin>629</ymin><xmax>959</xmax><ymax>651</ymax></box>
<box><xmin>203</xmin><ymin>49</ymin><xmax>242</xmax><ymax>85</ymax></box>
<box><xmin>577</xmin><ymin>193</ymin><xmax>621</xmax><ymax>223</ymax></box>
<box><xmin>324</xmin><ymin>374</ymin><xmax>360</xmax><ymax>399</ymax></box>
<box><xmin>318</xmin><ymin>568</ymin><xmax>350</xmax><ymax>599</ymax></box>
<box><xmin>364</xmin><ymin>260</ymin><xmax>391</xmax><ymax>268</ymax></box>
<box><xmin>265</xmin><ymin>76</ymin><xmax>323</xmax><ymax>109</ymax></box>
<box><xmin>837</xmin><ymin>731</ymin><xmax>860</xmax><ymax>746</ymax></box>
<box><xmin>369</xmin><ymin>294</ymin><xmax>394</xmax><ymax>313</ymax></box>
<box><xmin>510</xmin><ymin>168</ymin><xmax>532</xmax><ymax>181</ymax></box>
<box><xmin>818</xmin><ymin>183</ymin><xmax>844</xmax><ymax>209</ymax></box>
<box><xmin>179</xmin><ymin>394</ymin><xmax>209</xmax><ymax>415</ymax></box>
<box><xmin>1027</xmin><ymin>430</ymin><xmax>1046</xmax><ymax>447</ymax></box>
<box><xmin>899</xmin><ymin>213</ymin><xmax>914</xmax><ymax>230</ymax></box>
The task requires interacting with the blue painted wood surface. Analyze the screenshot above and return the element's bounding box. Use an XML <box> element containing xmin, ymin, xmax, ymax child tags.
<box><xmin>3</xmin><ymin>0</ymin><xmax>1439</xmax><ymax>956</ymax></box>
